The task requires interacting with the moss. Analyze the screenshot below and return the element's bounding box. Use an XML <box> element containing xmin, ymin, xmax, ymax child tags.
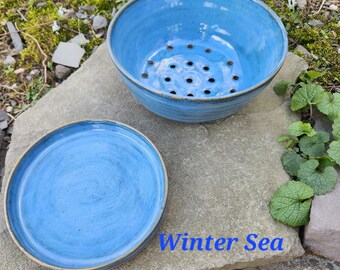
<box><xmin>265</xmin><ymin>0</ymin><xmax>340</xmax><ymax>86</ymax></box>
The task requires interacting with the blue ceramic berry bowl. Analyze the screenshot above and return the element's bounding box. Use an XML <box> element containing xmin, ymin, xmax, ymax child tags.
<box><xmin>5</xmin><ymin>121</ymin><xmax>167</xmax><ymax>269</ymax></box>
<box><xmin>107</xmin><ymin>0</ymin><xmax>288</xmax><ymax>123</ymax></box>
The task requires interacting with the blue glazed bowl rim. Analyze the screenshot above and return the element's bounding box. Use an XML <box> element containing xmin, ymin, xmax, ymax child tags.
<box><xmin>107</xmin><ymin>0</ymin><xmax>288</xmax><ymax>101</ymax></box>
<box><xmin>4</xmin><ymin>120</ymin><xmax>168</xmax><ymax>270</ymax></box>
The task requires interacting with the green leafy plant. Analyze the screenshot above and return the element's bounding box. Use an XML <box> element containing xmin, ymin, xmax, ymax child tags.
<box><xmin>269</xmin><ymin>71</ymin><xmax>340</xmax><ymax>227</ymax></box>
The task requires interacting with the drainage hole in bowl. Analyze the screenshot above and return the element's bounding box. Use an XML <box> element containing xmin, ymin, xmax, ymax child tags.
<box><xmin>205</xmin><ymin>48</ymin><xmax>212</xmax><ymax>53</ymax></box>
<box><xmin>187</xmin><ymin>61</ymin><xmax>194</xmax><ymax>66</ymax></box>
<box><xmin>230</xmin><ymin>89</ymin><xmax>237</xmax><ymax>93</ymax></box>
<box><xmin>187</xmin><ymin>44</ymin><xmax>194</xmax><ymax>49</ymax></box>
<box><xmin>170</xmin><ymin>90</ymin><xmax>176</xmax><ymax>95</ymax></box>
<box><xmin>232</xmin><ymin>75</ymin><xmax>239</xmax><ymax>81</ymax></box>
<box><xmin>227</xmin><ymin>61</ymin><xmax>233</xmax><ymax>66</ymax></box>
<box><xmin>170</xmin><ymin>64</ymin><xmax>176</xmax><ymax>69</ymax></box>
<box><xmin>165</xmin><ymin>77</ymin><xmax>171</xmax><ymax>82</ymax></box>
<box><xmin>187</xmin><ymin>93</ymin><xmax>194</xmax><ymax>97</ymax></box>
<box><xmin>141</xmin><ymin>72</ymin><xmax>149</xmax><ymax>79</ymax></box>
<box><xmin>203</xmin><ymin>66</ymin><xmax>210</xmax><ymax>71</ymax></box>
<box><xmin>147</xmin><ymin>60</ymin><xmax>154</xmax><ymax>66</ymax></box>
<box><xmin>186</xmin><ymin>78</ymin><xmax>193</xmax><ymax>83</ymax></box>
<box><xmin>208</xmin><ymin>78</ymin><xmax>215</xmax><ymax>83</ymax></box>
<box><xmin>204</xmin><ymin>89</ymin><xmax>211</xmax><ymax>95</ymax></box>
<box><xmin>167</xmin><ymin>45</ymin><xmax>174</xmax><ymax>50</ymax></box>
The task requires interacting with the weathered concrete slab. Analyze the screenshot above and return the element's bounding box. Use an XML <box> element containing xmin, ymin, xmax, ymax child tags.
<box><xmin>0</xmin><ymin>44</ymin><xmax>308</xmax><ymax>270</ymax></box>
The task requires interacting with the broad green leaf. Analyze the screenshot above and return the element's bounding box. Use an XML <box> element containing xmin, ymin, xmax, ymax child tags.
<box><xmin>318</xmin><ymin>156</ymin><xmax>336</xmax><ymax>169</ymax></box>
<box><xmin>304</xmin><ymin>70</ymin><xmax>326</xmax><ymax>81</ymax></box>
<box><xmin>288</xmin><ymin>121</ymin><xmax>316</xmax><ymax>137</ymax></box>
<box><xmin>269</xmin><ymin>181</ymin><xmax>314</xmax><ymax>227</ymax></box>
<box><xmin>297</xmin><ymin>160</ymin><xmax>337</xmax><ymax>195</ymax></box>
<box><xmin>328</xmin><ymin>141</ymin><xmax>340</xmax><ymax>166</ymax></box>
<box><xmin>281</xmin><ymin>151</ymin><xmax>307</xmax><ymax>176</ymax></box>
<box><xmin>274</xmin><ymin>80</ymin><xmax>292</xmax><ymax>96</ymax></box>
<box><xmin>298</xmin><ymin>131</ymin><xmax>330</xmax><ymax>157</ymax></box>
<box><xmin>332</xmin><ymin>117</ymin><xmax>340</xmax><ymax>139</ymax></box>
<box><xmin>316</xmin><ymin>92</ymin><xmax>340</xmax><ymax>121</ymax></box>
<box><xmin>291</xmin><ymin>84</ymin><xmax>324</xmax><ymax>111</ymax></box>
<box><xmin>277</xmin><ymin>136</ymin><xmax>290</xmax><ymax>143</ymax></box>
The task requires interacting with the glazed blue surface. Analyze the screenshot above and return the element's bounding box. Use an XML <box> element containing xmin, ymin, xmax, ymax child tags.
<box><xmin>108</xmin><ymin>0</ymin><xmax>287</xmax><ymax>122</ymax></box>
<box><xmin>6</xmin><ymin>121</ymin><xmax>167</xmax><ymax>269</ymax></box>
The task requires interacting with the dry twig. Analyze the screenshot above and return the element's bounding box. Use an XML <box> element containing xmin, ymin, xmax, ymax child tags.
<box><xmin>316</xmin><ymin>0</ymin><xmax>327</xmax><ymax>14</ymax></box>
<box><xmin>14</xmin><ymin>23</ymin><xmax>48</xmax><ymax>99</ymax></box>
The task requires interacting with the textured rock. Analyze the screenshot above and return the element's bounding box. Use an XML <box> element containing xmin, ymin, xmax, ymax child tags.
<box><xmin>52</xmin><ymin>42</ymin><xmax>85</xmax><ymax>68</ymax></box>
<box><xmin>0</xmin><ymin>44</ymin><xmax>308</xmax><ymax>269</ymax></box>
<box><xmin>6</xmin><ymin>22</ymin><xmax>23</xmax><ymax>52</ymax></box>
<box><xmin>55</xmin><ymin>65</ymin><xmax>72</xmax><ymax>80</ymax></box>
<box><xmin>3</xmin><ymin>55</ymin><xmax>15</xmax><ymax>66</ymax></box>
<box><xmin>295</xmin><ymin>45</ymin><xmax>312</xmax><ymax>59</ymax></box>
<box><xmin>304</xmin><ymin>178</ymin><xmax>340</xmax><ymax>262</ymax></box>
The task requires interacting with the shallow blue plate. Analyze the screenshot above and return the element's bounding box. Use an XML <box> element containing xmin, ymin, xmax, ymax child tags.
<box><xmin>5</xmin><ymin>121</ymin><xmax>167</xmax><ymax>269</ymax></box>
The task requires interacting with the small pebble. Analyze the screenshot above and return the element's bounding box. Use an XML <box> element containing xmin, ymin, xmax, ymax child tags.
<box><xmin>329</xmin><ymin>4</ymin><xmax>338</xmax><ymax>11</ymax></box>
<box><xmin>65</xmin><ymin>9</ymin><xmax>75</xmax><ymax>19</ymax></box>
<box><xmin>76</xmin><ymin>12</ymin><xmax>88</xmax><ymax>19</ymax></box>
<box><xmin>26</xmin><ymin>75</ymin><xmax>32</xmax><ymax>81</ymax></box>
<box><xmin>308</xmin><ymin>19</ymin><xmax>324</xmax><ymax>28</ymax></box>
<box><xmin>296</xmin><ymin>45</ymin><xmax>312</xmax><ymax>58</ymax></box>
<box><xmin>55</xmin><ymin>65</ymin><xmax>72</xmax><ymax>80</ymax></box>
<box><xmin>10</xmin><ymin>100</ymin><xmax>17</xmax><ymax>107</ymax></box>
<box><xmin>4</xmin><ymin>55</ymin><xmax>15</xmax><ymax>66</ymax></box>
<box><xmin>92</xmin><ymin>15</ymin><xmax>107</xmax><ymax>30</ymax></box>
<box><xmin>6</xmin><ymin>106</ymin><xmax>13</xmax><ymax>113</ymax></box>
<box><xmin>30</xmin><ymin>69</ymin><xmax>40</xmax><ymax>77</ymax></box>
<box><xmin>36</xmin><ymin>2</ymin><xmax>46</xmax><ymax>7</ymax></box>
<box><xmin>80</xmin><ymin>5</ymin><xmax>95</xmax><ymax>12</ymax></box>
<box><xmin>14</xmin><ymin>68</ymin><xmax>25</xmax><ymax>74</ymax></box>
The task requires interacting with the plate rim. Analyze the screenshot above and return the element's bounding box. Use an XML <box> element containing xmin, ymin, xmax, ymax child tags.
<box><xmin>4</xmin><ymin>119</ymin><xmax>168</xmax><ymax>270</ymax></box>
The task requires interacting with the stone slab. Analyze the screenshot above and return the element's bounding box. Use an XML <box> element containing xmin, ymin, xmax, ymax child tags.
<box><xmin>246</xmin><ymin>253</ymin><xmax>340</xmax><ymax>270</ymax></box>
<box><xmin>0</xmin><ymin>44</ymin><xmax>308</xmax><ymax>270</ymax></box>
<box><xmin>304</xmin><ymin>176</ymin><xmax>340</xmax><ymax>262</ymax></box>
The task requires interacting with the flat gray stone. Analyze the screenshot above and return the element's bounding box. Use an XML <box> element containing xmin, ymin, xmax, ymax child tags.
<box><xmin>6</xmin><ymin>22</ymin><xmax>23</xmax><ymax>52</ymax></box>
<box><xmin>0</xmin><ymin>44</ymin><xmax>308</xmax><ymax>269</ymax></box>
<box><xmin>304</xmin><ymin>177</ymin><xmax>340</xmax><ymax>262</ymax></box>
<box><xmin>52</xmin><ymin>42</ymin><xmax>85</xmax><ymax>68</ymax></box>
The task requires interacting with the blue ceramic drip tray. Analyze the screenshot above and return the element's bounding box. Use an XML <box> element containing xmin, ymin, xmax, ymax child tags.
<box><xmin>5</xmin><ymin>121</ymin><xmax>167</xmax><ymax>269</ymax></box>
<box><xmin>141</xmin><ymin>38</ymin><xmax>244</xmax><ymax>98</ymax></box>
